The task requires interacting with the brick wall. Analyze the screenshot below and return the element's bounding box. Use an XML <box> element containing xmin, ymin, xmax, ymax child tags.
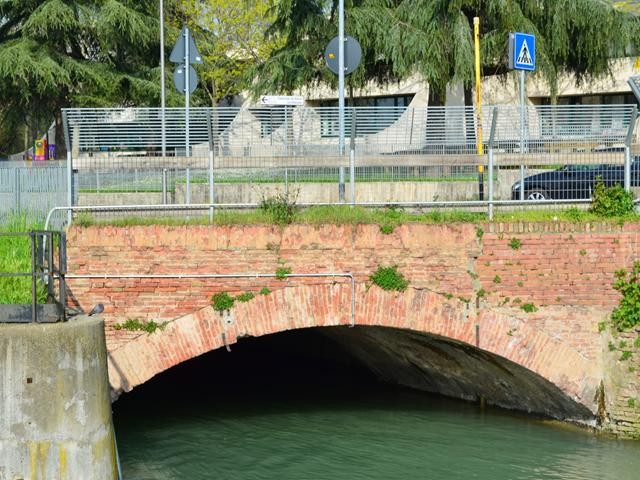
<box><xmin>66</xmin><ymin>221</ymin><xmax>640</xmax><ymax>437</ymax></box>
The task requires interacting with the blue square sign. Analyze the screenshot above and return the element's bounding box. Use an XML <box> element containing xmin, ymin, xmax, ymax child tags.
<box><xmin>510</xmin><ymin>32</ymin><xmax>536</xmax><ymax>71</ymax></box>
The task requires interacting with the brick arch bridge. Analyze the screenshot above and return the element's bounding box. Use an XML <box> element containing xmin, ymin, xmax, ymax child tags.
<box><xmin>66</xmin><ymin>223</ymin><xmax>640</xmax><ymax>428</ymax></box>
<box><xmin>105</xmin><ymin>283</ymin><xmax>597</xmax><ymax>420</ymax></box>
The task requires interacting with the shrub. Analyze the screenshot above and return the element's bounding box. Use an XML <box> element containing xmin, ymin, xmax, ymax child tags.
<box><xmin>521</xmin><ymin>303</ymin><xmax>537</xmax><ymax>313</ymax></box>
<box><xmin>589</xmin><ymin>181</ymin><xmax>634</xmax><ymax>217</ymax></box>
<box><xmin>212</xmin><ymin>292</ymin><xmax>235</xmax><ymax>312</ymax></box>
<box><xmin>259</xmin><ymin>287</ymin><xmax>271</xmax><ymax>295</ymax></box>
<box><xmin>370</xmin><ymin>266</ymin><xmax>409</xmax><ymax>292</ymax></box>
<box><xmin>612</xmin><ymin>262</ymin><xmax>640</xmax><ymax>331</ymax></box>
<box><xmin>259</xmin><ymin>191</ymin><xmax>298</xmax><ymax>225</ymax></box>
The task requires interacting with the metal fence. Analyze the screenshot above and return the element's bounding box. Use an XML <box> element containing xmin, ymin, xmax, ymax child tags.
<box><xmin>5</xmin><ymin>104</ymin><xmax>640</xmax><ymax>226</ymax></box>
<box><xmin>0</xmin><ymin>162</ymin><xmax>68</xmax><ymax>227</ymax></box>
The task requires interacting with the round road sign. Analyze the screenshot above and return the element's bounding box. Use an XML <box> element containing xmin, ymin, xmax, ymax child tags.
<box><xmin>324</xmin><ymin>36</ymin><xmax>362</xmax><ymax>76</ymax></box>
<box><xmin>173</xmin><ymin>64</ymin><xmax>198</xmax><ymax>95</ymax></box>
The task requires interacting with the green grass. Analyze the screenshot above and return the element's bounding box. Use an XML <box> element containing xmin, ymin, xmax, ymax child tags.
<box><xmin>70</xmin><ymin>205</ymin><xmax>640</xmax><ymax>228</ymax></box>
<box><xmin>0</xmin><ymin>214</ymin><xmax>47</xmax><ymax>304</ymax></box>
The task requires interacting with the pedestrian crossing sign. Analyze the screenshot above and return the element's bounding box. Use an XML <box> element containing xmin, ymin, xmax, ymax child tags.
<box><xmin>509</xmin><ymin>32</ymin><xmax>536</xmax><ymax>71</ymax></box>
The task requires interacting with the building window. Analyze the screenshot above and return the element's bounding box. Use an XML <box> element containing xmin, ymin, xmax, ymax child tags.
<box><xmin>317</xmin><ymin>95</ymin><xmax>415</xmax><ymax>137</ymax></box>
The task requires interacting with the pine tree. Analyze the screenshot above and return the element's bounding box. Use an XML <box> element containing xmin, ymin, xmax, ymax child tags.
<box><xmin>0</xmin><ymin>0</ymin><xmax>175</xmax><ymax>155</ymax></box>
<box><xmin>250</xmin><ymin>0</ymin><xmax>640</xmax><ymax>105</ymax></box>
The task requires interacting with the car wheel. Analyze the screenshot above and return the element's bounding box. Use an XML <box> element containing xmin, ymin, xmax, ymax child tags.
<box><xmin>526</xmin><ymin>189</ymin><xmax>549</xmax><ymax>201</ymax></box>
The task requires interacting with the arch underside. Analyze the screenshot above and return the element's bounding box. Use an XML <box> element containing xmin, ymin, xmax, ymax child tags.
<box><xmin>107</xmin><ymin>285</ymin><xmax>598</xmax><ymax>421</ymax></box>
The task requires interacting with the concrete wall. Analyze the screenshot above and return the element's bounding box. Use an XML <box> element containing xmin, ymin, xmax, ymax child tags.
<box><xmin>0</xmin><ymin>317</ymin><xmax>118</xmax><ymax>480</ymax></box>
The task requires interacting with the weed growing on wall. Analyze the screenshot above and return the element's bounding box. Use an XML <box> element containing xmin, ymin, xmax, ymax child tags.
<box><xmin>236</xmin><ymin>292</ymin><xmax>255</xmax><ymax>302</ymax></box>
<box><xmin>275</xmin><ymin>266</ymin><xmax>292</xmax><ymax>280</ymax></box>
<box><xmin>521</xmin><ymin>303</ymin><xmax>537</xmax><ymax>313</ymax></box>
<box><xmin>379</xmin><ymin>224</ymin><xmax>394</xmax><ymax>234</ymax></box>
<box><xmin>260</xmin><ymin>287</ymin><xmax>271</xmax><ymax>295</ymax></box>
<box><xmin>212</xmin><ymin>292</ymin><xmax>235</xmax><ymax>312</ymax></box>
<box><xmin>509</xmin><ymin>238</ymin><xmax>521</xmax><ymax>250</ymax></box>
<box><xmin>612</xmin><ymin>262</ymin><xmax>640</xmax><ymax>331</ymax></box>
<box><xmin>259</xmin><ymin>191</ymin><xmax>299</xmax><ymax>225</ymax></box>
<box><xmin>589</xmin><ymin>181</ymin><xmax>634</xmax><ymax>218</ymax></box>
<box><xmin>113</xmin><ymin>318</ymin><xmax>168</xmax><ymax>334</ymax></box>
<box><xmin>370</xmin><ymin>266</ymin><xmax>409</xmax><ymax>292</ymax></box>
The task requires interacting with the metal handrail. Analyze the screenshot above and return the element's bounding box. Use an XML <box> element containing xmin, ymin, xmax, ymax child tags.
<box><xmin>0</xmin><ymin>230</ymin><xmax>66</xmax><ymax>322</ymax></box>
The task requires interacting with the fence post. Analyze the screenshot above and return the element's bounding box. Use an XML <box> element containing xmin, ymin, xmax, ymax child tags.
<box><xmin>162</xmin><ymin>169</ymin><xmax>168</xmax><ymax>204</ymax></box>
<box><xmin>624</xmin><ymin>106</ymin><xmax>637</xmax><ymax>193</ymax></box>
<box><xmin>186</xmin><ymin>167</ymin><xmax>191</xmax><ymax>204</ymax></box>
<box><xmin>488</xmin><ymin>107</ymin><xmax>498</xmax><ymax>220</ymax></box>
<box><xmin>338</xmin><ymin>167</ymin><xmax>345</xmax><ymax>203</ymax></box>
<box><xmin>59</xmin><ymin>231</ymin><xmax>67</xmax><ymax>321</ymax></box>
<box><xmin>349</xmin><ymin>108</ymin><xmax>356</xmax><ymax>205</ymax></box>
<box><xmin>13</xmin><ymin>168</ymin><xmax>20</xmax><ymax>214</ymax></box>
<box><xmin>30</xmin><ymin>231</ymin><xmax>37</xmax><ymax>323</ymax></box>
<box><xmin>47</xmin><ymin>232</ymin><xmax>54</xmax><ymax>302</ymax></box>
<box><xmin>62</xmin><ymin>110</ymin><xmax>73</xmax><ymax>227</ymax></box>
<box><xmin>207</xmin><ymin>109</ymin><xmax>215</xmax><ymax>224</ymax></box>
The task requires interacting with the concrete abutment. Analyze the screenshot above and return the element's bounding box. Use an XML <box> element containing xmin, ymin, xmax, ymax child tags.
<box><xmin>0</xmin><ymin>317</ymin><xmax>118</xmax><ymax>480</ymax></box>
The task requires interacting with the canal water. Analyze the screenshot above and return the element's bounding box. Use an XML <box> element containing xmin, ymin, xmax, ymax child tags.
<box><xmin>113</xmin><ymin>329</ymin><xmax>640</xmax><ymax>480</ymax></box>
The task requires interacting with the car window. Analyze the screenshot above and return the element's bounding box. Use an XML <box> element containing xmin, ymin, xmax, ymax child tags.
<box><xmin>564</xmin><ymin>164</ymin><xmax>602</xmax><ymax>172</ymax></box>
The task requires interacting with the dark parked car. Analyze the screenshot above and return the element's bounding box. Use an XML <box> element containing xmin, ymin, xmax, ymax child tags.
<box><xmin>512</xmin><ymin>159</ymin><xmax>640</xmax><ymax>200</ymax></box>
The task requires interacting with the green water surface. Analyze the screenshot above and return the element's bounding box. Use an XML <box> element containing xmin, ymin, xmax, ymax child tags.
<box><xmin>113</xmin><ymin>330</ymin><xmax>640</xmax><ymax>480</ymax></box>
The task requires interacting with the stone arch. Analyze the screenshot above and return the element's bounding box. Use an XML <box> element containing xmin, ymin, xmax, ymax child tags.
<box><xmin>107</xmin><ymin>284</ymin><xmax>599</xmax><ymax>418</ymax></box>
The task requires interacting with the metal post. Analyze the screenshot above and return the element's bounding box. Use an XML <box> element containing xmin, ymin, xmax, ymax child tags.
<box><xmin>624</xmin><ymin>107</ymin><xmax>638</xmax><ymax>193</ymax></box>
<box><xmin>207</xmin><ymin>109</ymin><xmax>215</xmax><ymax>223</ymax></box>
<box><xmin>162</xmin><ymin>168</ymin><xmax>168</xmax><ymax>204</ymax></box>
<box><xmin>338</xmin><ymin>167</ymin><xmax>345</xmax><ymax>202</ymax></box>
<box><xmin>349</xmin><ymin>108</ymin><xmax>356</xmax><ymax>205</ymax></box>
<box><xmin>284</xmin><ymin>168</ymin><xmax>289</xmax><ymax>196</ymax></box>
<box><xmin>47</xmin><ymin>232</ymin><xmax>54</xmax><ymax>301</ymax></box>
<box><xmin>13</xmin><ymin>169</ymin><xmax>20</xmax><ymax>213</ymax></box>
<box><xmin>186</xmin><ymin>167</ymin><xmax>191</xmax><ymax>204</ymax></box>
<box><xmin>519</xmin><ymin>69</ymin><xmax>526</xmax><ymax>201</ymax></box>
<box><xmin>184</xmin><ymin>26</ymin><xmax>190</xmax><ymax>157</ymax></box>
<box><xmin>625</xmin><ymin>146</ymin><xmax>632</xmax><ymax>192</ymax></box>
<box><xmin>474</xmin><ymin>17</ymin><xmax>485</xmax><ymax>201</ymax></box>
<box><xmin>59</xmin><ymin>232</ymin><xmax>67</xmax><ymax>320</ymax></box>
<box><xmin>30</xmin><ymin>232</ymin><xmax>37</xmax><ymax>323</ymax></box>
<box><xmin>488</xmin><ymin>107</ymin><xmax>498</xmax><ymax>220</ymax></box>
<box><xmin>338</xmin><ymin>0</ymin><xmax>345</xmax><ymax>155</ymax></box>
<box><xmin>66</xmin><ymin>151</ymin><xmax>73</xmax><ymax>226</ymax></box>
<box><xmin>96</xmin><ymin>170</ymin><xmax>100</xmax><ymax>193</ymax></box>
<box><xmin>160</xmin><ymin>0</ymin><xmax>166</xmax><ymax>159</ymax></box>
<box><xmin>284</xmin><ymin>106</ymin><xmax>289</xmax><ymax>157</ymax></box>
<box><xmin>520</xmin><ymin>69</ymin><xmax>526</xmax><ymax>153</ymax></box>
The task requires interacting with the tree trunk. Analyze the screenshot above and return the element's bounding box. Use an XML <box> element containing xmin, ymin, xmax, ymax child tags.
<box><xmin>54</xmin><ymin>109</ymin><xmax>65</xmax><ymax>158</ymax></box>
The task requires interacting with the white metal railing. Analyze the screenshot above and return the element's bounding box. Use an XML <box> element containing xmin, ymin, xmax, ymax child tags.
<box><xmin>63</xmin><ymin>105</ymin><xmax>637</xmax><ymax>159</ymax></box>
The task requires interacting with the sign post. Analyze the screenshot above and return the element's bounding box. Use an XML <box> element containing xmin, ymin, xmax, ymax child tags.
<box><xmin>170</xmin><ymin>26</ymin><xmax>202</xmax><ymax>157</ymax></box>
<box><xmin>324</xmin><ymin>33</ymin><xmax>362</xmax><ymax>156</ymax></box>
<box><xmin>509</xmin><ymin>32</ymin><xmax>536</xmax><ymax>200</ymax></box>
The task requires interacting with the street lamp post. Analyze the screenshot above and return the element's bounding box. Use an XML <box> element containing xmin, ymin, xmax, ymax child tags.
<box><xmin>160</xmin><ymin>0</ymin><xmax>166</xmax><ymax>160</ymax></box>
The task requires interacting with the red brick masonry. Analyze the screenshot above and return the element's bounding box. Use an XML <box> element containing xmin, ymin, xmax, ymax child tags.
<box><xmin>66</xmin><ymin>222</ymin><xmax>640</xmax><ymax>420</ymax></box>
